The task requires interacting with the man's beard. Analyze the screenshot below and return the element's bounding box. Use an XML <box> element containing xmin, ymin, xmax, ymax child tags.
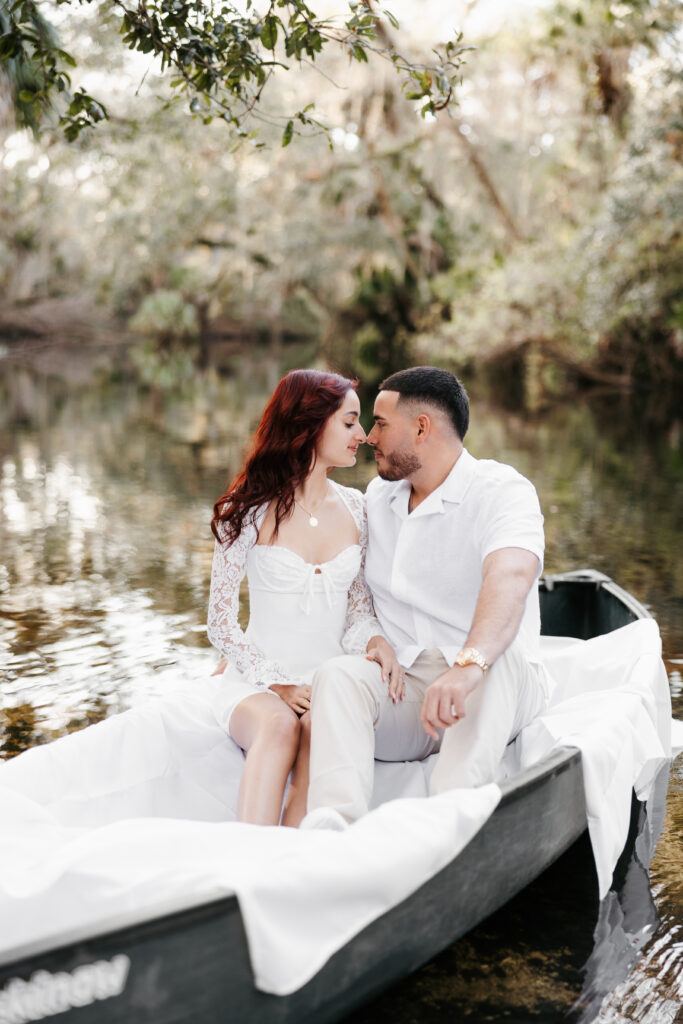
<box><xmin>377</xmin><ymin>446</ymin><xmax>421</xmax><ymax>480</ymax></box>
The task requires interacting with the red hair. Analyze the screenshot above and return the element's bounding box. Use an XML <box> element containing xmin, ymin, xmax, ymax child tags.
<box><xmin>212</xmin><ymin>369</ymin><xmax>357</xmax><ymax>545</ymax></box>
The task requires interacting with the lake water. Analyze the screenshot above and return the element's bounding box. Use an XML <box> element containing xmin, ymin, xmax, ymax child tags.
<box><xmin>0</xmin><ymin>355</ymin><xmax>681</xmax><ymax>1022</ymax></box>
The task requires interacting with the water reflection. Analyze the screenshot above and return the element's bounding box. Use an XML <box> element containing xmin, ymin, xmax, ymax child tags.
<box><xmin>0</xmin><ymin>361</ymin><xmax>681</xmax><ymax>1023</ymax></box>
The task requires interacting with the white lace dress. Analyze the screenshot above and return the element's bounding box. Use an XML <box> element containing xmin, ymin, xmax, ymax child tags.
<box><xmin>207</xmin><ymin>481</ymin><xmax>383</xmax><ymax>732</ymax></box>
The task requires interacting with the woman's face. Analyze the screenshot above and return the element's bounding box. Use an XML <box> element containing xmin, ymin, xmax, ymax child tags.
<box><xmin>316</xmin><ymin>390</ymin><xmax>366</xmax><ymax>468</ymax></box>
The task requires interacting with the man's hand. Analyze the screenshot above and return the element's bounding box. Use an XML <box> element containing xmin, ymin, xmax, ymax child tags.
<box><xmin>366</xmin><ymin>636</ymin><xmax>405</xmax><ymax>703</ymax></box>
<box><xmin>420</xmin><ymin>663</ymin><xmax>484</xmax><ymax>740</ymax></box>
<box><xmin>269</xmin><ymin>684</ymin><xmax>312</xmax><ymax>715</ymax></box>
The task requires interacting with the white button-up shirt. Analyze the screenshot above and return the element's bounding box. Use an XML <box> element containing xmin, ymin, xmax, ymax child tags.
<box><xmin>364</xmin><ymin>448</ymin><xmax>545</xmax><ymax>669</ymax></box>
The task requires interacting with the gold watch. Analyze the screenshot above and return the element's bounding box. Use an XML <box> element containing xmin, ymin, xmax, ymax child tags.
<box><xmin>455</xmin><ymin>647</ymin><xmax>489</xmax><ymax>673</ymax></box>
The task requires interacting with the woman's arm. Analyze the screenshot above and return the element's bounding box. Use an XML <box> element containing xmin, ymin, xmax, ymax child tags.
<box><xmin>207</xmin><ymin>515</ymin><xmax>301</xmax><ymax>690</ymax></box>
<box><xmin>338</xmin><ymin>489</ymin><xmax>404</xmax><ymax>699</ymax></box>
<box><xmin>340</xmin><ymin>489</ymin><xmax>387</xmax><ymax>655</ymax></box>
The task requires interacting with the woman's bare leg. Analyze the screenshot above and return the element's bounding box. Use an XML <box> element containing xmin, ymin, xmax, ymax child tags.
<box><xmin>281</xmin><ymin>711</ymin><xmax>311</xmax><ymax>828</ymax></box>
<box><xmin>229</xmin><ymin>693</ymin><xmax>301</xmax><ymax>825</ymax></box>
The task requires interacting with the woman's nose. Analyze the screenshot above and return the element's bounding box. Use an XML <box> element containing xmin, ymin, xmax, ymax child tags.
<box><xmin>355</xmin><ymin>425</ymin><xmax>367</xmax><ymax>442</ymax></box>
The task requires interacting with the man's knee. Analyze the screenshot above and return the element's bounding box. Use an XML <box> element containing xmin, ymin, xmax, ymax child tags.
<box><xmin>312</xmin><ymin>654</ymin><xmax>371</xmax><ymax>688</ymax></box>
<box><xmin>311</xmin><ymin>656</ymin><xmax>383</xmax><ymax>700</ymax></box>
<box><xmin>311</xmin><ymin>655</ymin><xmax>384</xmax><ymax>722</ymax></box>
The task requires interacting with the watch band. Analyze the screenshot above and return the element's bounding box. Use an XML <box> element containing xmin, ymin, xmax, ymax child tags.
<box><xmin>455</xmin><ymin>646</ymin><xmax>490</xmax><ymax>673</ymax></box>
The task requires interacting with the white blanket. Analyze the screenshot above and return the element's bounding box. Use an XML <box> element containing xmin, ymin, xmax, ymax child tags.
<box><xmin>504</xmin><ymin>618</ymin><xmax>674</xmax><ymax>897</ymax></box>
<box><xmin>0</xmin><ymin>618</ymin><xmax>677</xmax><ymax>996</ymax></box>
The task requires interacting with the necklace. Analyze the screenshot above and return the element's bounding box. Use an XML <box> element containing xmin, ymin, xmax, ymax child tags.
<box><xmin>294</xmin><ymin>494</ymin><xmax>325</xmax><ymax>527</ymax></box>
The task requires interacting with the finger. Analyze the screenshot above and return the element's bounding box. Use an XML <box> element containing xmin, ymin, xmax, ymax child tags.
<box><xmin>366</xmin><ymin>652</ymin><xmax>388</xmax><ymax>682</ymax></box>
<box><xmin>431</xmin><ymin>694</ymin><xmax>454</xmax><ymax>729</ymax></box>
<box><xmin>420</xmin><ymin>697</ymin><xmax>440</xmax><ymax>740</ymax></box>
<box><xmin>438</xmin><ymin>695</ymin><xmax>462</xmax><ymax>729</ymax></box>
<box><xmin>421</xmin><ymin>717</ymin><xmax>440</xmax><ymax>741</ymax></box>
<box><xmin>388</xmin><ymin>665</ymin><xmax>403</xmax><ymax>702</ymax></box>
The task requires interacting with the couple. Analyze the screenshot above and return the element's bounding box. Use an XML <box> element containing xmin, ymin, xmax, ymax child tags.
<box><xmin>208</xmin><ymin>365</ymin><xmax>551</xmax><ymax>829</ymax></box>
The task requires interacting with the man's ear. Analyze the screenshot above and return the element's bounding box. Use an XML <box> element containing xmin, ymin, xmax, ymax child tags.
<box><xmin>415</xmin><ymin>414</ymin><xmax>431</xmax><ymax>440</ymax></box>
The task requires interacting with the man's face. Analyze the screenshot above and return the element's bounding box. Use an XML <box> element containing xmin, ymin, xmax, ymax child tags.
<box><xmin>367</xmin><ymin>390</ymin><xmax>421</xmax><ymax>480</ymax></box>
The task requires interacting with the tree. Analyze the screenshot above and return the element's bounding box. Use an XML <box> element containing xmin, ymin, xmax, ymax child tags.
<box><xmin>0</xmin><ymin>0</ymin><xmax>466</xmax><ymax>142</ymax></box>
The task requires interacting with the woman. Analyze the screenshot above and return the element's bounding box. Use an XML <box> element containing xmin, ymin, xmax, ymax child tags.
<box><xmin>208</xmin><ymin>369</ymin><xmax>403</xmax><ymax>828</ymax></box>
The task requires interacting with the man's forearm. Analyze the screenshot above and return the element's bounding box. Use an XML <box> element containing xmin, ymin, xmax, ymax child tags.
<box><xmin>420</xmin><ymin>547</ymin><xmax>540</xmax><ymax>736</ymax></box>
<box><xmin>463</xmin><ymin>548</ymin><xmax>540</xmax><ymax>668</ymax></box>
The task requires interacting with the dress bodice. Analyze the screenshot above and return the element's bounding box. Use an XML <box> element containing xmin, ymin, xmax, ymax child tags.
<box><xmin>247</xmin><ymin>544</ymin><xmax>361</xmax><ymax>609</ymax></box>
<box><xmin>244</xmin><ymin>545</ymin><xmax>362</xmax><ymax>681</ymax></box>
<box><xmin>206</xmin><ymin>482</ymin><xmax>382</xmax><ymax>689</ymax></box>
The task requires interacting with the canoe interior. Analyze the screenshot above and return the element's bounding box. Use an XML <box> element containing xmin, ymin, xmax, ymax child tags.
<box><xmin>0</xmin><ymin>571</ymin><xmax>651</xmax><ymax>1024</ymax></box>
<box><xmin>539</xmin><ymin>569</ymin><xmax>650</xmax><ymax>639</ymax></box>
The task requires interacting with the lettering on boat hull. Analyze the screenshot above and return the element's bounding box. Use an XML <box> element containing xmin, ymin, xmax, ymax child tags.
<box><xmin>0</xmin><ymin>954</ymin><xmax>130</xmax><ymax>1023</ymax></box>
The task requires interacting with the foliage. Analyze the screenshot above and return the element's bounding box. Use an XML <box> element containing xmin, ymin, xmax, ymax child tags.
<box><xmin>128</xmin><ymin>287</ymin><xmax>202</xmax><ymax>390</ymax></box>
<box><xmin>409</xmin><ymin>0</ymin><xmax>683</xmax><ymax>409</ymax></box>
<box><xmin>129</xmin><ymin>288</ymin><xmax>200</xmax><ymax>343</ymax></box>
<box><xmin>0</xmin><ymin>0</ymin><xmax>466</xmax><ymax>142</ymax></box>
<box><xmin>1</xmin><ymin>0</ymin><xmax>681</xmax><ymax>414</ymax></box>
<box><xmin>331</xmin><ymin>266</ymin><xmax>416</xmax><ymax>385</ymax></box>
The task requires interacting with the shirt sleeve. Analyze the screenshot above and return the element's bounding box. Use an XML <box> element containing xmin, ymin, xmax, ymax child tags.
<box><xmin>206</xmin><ymin>513</ymin><xmax>303</xmax><ymax>689</ymax></box>
<box><xmin>339</xmin><ymin>488</ymin><xmax>387</xmax><ymax>654</ymax></box>
<box><xmin>479</xmin><ymin>472</ymin><xmax>545</xmax><ymax>573</ymax></box>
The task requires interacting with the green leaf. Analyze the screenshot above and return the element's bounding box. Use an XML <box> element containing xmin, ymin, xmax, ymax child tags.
<box><xmin>261</xmin><ymin>15</ymin><xmax>278</xmax><ymax>50</ymax></box>
<box><xmin>18</xmin><ymin>89</ymin><xmax>36</xmax><ymax>102</ymax></box>
<box><xmin>282</xmin><ymin>119</ymin><xmax>293</xmax><ymax>146</ymax></box>
<box><xmin>55</xmin><ymin>48</ymin><xmax>77</xmax><ymax>67</ymax></box>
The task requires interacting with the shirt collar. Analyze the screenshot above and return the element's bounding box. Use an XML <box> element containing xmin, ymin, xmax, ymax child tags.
<box><xmin>387</xmin><ymin>448</ymin><xmax>477</xmax><ymax>518</ymax></box>
<box><xmin>439</xmin><ymin>448</ymin><xmax>478</xmax><ymax>505</ymax></box>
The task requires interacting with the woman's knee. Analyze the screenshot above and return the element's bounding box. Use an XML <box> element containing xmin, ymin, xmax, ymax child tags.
<box><xmin>268</xmin><ymin>704</ymin><xmax>301</xmax><ymax>738</ymax></box>
<box><xmin>246</xmin><ymin>704</ymin><xmax>301</xmax><ymax>757</ymax></box>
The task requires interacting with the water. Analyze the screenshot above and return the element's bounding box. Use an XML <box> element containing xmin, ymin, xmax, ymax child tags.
<box><xmin>0</xmin><ymin>356</ymin><xmax>681</xmax><ymax>1022</ymax></box>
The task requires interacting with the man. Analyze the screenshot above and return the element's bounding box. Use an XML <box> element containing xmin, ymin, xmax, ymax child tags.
<box><xmin>303</xmin><ymin>366</ymin><xmax>552</xmax><ymax>828</ymax></box>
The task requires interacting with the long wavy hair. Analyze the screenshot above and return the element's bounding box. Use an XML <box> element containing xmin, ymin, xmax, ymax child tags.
<box><xmin>212</xmin><ymin>369</ymin><xmax>358</xmax><ymax>545</ymax></box>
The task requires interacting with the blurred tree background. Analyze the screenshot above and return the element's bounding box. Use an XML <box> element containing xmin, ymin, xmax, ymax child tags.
<box><xmin>1</xmin><ymin>0</ymin><xmax>681</xmax><ymax>418</ymax></box>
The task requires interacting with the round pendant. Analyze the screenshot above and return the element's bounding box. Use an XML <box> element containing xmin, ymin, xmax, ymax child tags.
<box><xmin>309</xmin><ymin>516</ymin><xmax>319</xmax><ymax>527</ymax></box>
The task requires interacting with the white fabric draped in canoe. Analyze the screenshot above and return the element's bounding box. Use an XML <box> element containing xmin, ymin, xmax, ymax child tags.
<box><xmin>0</xmin><ymin>618</ymin><xmax>678</xmax><ymax>996</ymax></box>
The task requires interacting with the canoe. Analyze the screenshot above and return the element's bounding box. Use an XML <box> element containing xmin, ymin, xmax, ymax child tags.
<box><xmin>0</xmin><ymin>569</ymin><xmax>652</xmax><ymax>1024</ymax></box>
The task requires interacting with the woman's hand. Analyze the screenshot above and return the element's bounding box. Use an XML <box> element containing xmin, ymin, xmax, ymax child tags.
<box><xmin>270</xmin><ymin>683</ymin><xmax>312</xmax><ymax>716</ymax></box>
<box><xmin>366</xmin><ymin>636</ymin><xmax>405</xmax><ymax>703</ymax></box>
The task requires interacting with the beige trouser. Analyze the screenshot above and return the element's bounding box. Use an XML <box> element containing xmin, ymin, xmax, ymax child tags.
<box><xmin>307</xmin><ymin>645</ymin><xmax>551</xmax><ymax>822</ymax></box>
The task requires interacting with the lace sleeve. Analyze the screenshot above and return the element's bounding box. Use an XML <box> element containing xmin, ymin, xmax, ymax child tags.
<box><xmin>206</xmin><ymin>511</ymin><xmax>301</xmax><ymax>689</ymax></box>
<box><xmin>337</xmin><ymin>486</ymin><xmax>387</xmax><ymax>655</ymax></box>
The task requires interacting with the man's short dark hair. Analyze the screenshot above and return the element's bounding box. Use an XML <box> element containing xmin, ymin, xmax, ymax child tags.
<box><xmin>379</xmin><ymin>366</ymin><xmax>470</xmax><ymax>440</ymax></box>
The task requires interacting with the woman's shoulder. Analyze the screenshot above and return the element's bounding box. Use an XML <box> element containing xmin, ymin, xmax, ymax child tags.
<box><xmin>215</xmin><ymin>502</ymin><xmax>269</xmax><ymax>546</ymax></box>
<box><xmin>330</xmin><ymin>480</ymin><xmax>366</xmax><ymax>508</ymax></box>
